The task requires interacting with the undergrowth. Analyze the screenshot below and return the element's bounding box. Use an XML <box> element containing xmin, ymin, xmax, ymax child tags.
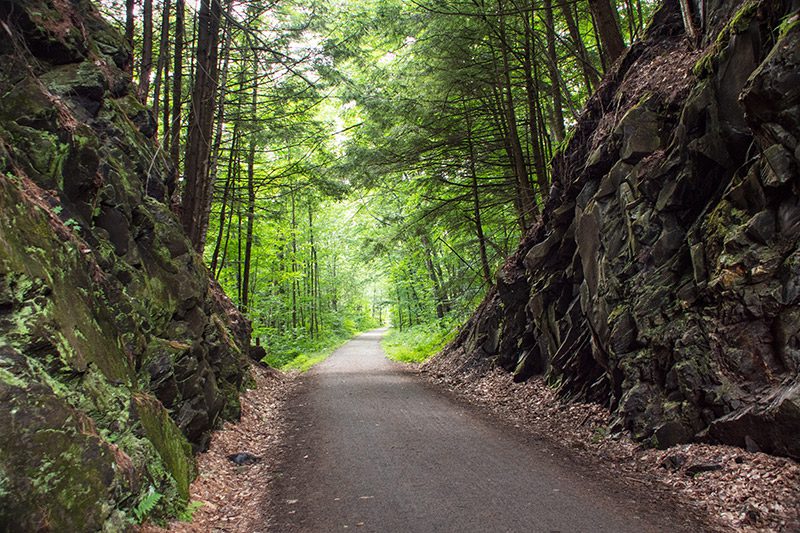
<box><xmin>260</xmin><ymin>316</ymin><xmax>379</xmax><ymax>371</ymax></box>
<box><xmin>382</xmin><ymin>318</ymin><xmax>460</xmax><ymax>363</ymax></box>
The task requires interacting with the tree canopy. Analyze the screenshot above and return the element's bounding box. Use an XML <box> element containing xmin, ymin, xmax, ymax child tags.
<box><xmin>109</xmin><ymin>0</ymin><xmax>658</xmax><ymax>363</ymax></box>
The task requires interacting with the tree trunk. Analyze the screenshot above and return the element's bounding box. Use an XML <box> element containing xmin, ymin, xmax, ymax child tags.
<box><xmin>464</xmin><ymin>102</ymin><xmax>493</xmax><ymax>287</ymax></box>
<box><xmin>497</xmin><ymin>4</ymin><xmax>537</xmax><ymax>225</ymax></box>
<box><xmin>331</xmin><ymin>252</ymin><xmax>338</xmax><ymax>311</ymax></box>
<box><xmin>137</xmin><ymin>0</ymin><xmax>153</xmax><ymax>103</ymax></box>
<box><xmin>208</xmin><ymin>0</ymin><xmax>236</xmax><ymax>189</ymax></box>
<box><xmin>209</xmin><ymin>146</ymin><xmax>234</xmax><ymax>277</ymax></box>
<box><xmin>169</xmin><ymin>0</ymin><xmax>184</xmax><ymax>196</ymax></box>
<box><xmin>420</xmin><ymin>233</ymin><xmax>447</xmax><ymax>319</ymax></box>
<box><xmin>125</xmin><ymin>0</ymin><xmax>134</xmax><ymax>74</ymax></box>
<box><xmin>291</xmin><ymin>186</ymin><xmax>298</xmax><ymax>330</ymax></box>
<box><xmin>543</xmin><ymin>0</ymin><xmax>565</xmax><ymax>143</ymax></box>
<box><xmin>588</xmin><ymin>0</ymin><xmax>626</xmax><ymax>67</ymax></box>
<box><xmin>308</xmin><ymin>204</ymin><xmax>318</xmax><ymax>337</ymax></box>
<box><xmin>236</xmin><ymin>194</ymin><xmax>243</xmax><ymax>304</ymax></box>
<box><xmin>520</xmin><ymin>2</ymin><xmax>549</xmax><ymax>202</ymax></box>
<box><xmin>241</xmin><ymin>74</ymin><xmax>258</xmax><ymax>314</ymax></box>
<box><xmin>558</xmin><ymin>0</ymin><xmax>600</xmax><ymax>92</ymax></box>
<box><xmin>152</xmin><ymin>0</ymin><xmax>171</xmax><ymax>132</ymax></box>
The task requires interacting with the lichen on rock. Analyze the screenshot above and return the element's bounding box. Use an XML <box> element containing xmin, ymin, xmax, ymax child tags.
<box><xmin>0</xmin><ymin>0</ymin><xmax>251</xmax><ymax>528</ymax></box>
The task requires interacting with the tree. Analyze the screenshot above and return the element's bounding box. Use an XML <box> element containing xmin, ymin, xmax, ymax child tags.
<box><xmin>588</xmin><ymin>0</ymin><xmax>626</xmax><ymax>66</ymax></box>
<box><xmin>181</xmin><ymin>0</ymin><xmax>223</xmax><ymax>252</ymax></box>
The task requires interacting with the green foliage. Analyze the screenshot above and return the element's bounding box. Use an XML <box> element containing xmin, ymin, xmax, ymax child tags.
<box><xmin>178</xmin><ymin>501</ymin><xmax>204</xmax><ymax>522</ymax></box>
<box><xmin>262</xmin><ymin>313</ymin><xmax>379</xmax><ymax>371</ymax></box>
<box><xmin>591</xmin><ymin>427</ymin><xmax>608</xmax><ymax>444</ymax></box>
<box><xmin>133</xmin><ymin>486</ymin><xmax>163</xmax><ymax>523</ymax></box>
<box><xmin>63</xmin><ymin>218</ymin><xmax>80</xmax><ymax>231</ymax></box>
<box><xmin>382</xmin><ymin>318</ymin><xmax>460</xmax><ymax>364</ymax></box>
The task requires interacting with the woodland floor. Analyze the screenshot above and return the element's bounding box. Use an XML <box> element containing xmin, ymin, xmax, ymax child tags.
<box><xmin>145</xmin><ymin>337</ymin><xmax>800</xmax><ymax>533</ymax></box>
<box><xmin>140</xmin><ymin>363</ymin><xmax>298</xmax><ymax>533</ymax></box>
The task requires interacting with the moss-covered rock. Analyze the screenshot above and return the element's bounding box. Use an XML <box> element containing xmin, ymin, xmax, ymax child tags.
<box><xmin>431</xmin><ymin>0</ymin><xmax>800</xmax><ymax>460</ymax></box>
<box><xmin>0</xmin><ymin>0</ymin><xmax>250</xmax><ymax>528</ymax></box>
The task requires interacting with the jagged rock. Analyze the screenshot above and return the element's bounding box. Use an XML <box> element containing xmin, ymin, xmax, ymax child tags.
<box><xmin>427</xmin><ymin>0</ymin><xmax>800</xmax><ymax>460</ymax></box>
<box><xmin>615</xmin><ymin>102</ymin><xmax>662</xmax><ymax>163</ymax></box>
<box><xmin>228</xmin><ymin>452</ymin><xmax>261</xmax><ymax>466</ymax></box>
<box><xmin>250</xmin><ymin>345</ymin><xmax>268</xmax><ymax>363</ymax></box>
<box><xmin>660</xmin><ymin>452</ymin><xmax>687</xmax><ymax>471</ymax></box>
<box><xmin>685</xmin><ymin>462</ymin><xmax>723</xmax><ymax>476</ymax></box>
<box><xmin>708</xmin><ymin>379</ymin><xmax>800</xmax><ymax>458</ymax></box>
<box><xmin>0</xmin><ymin>0</ymin><xmax>251</xmax><ymax>528</ymax></box>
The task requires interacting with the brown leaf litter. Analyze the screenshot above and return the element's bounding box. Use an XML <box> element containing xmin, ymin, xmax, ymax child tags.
<box><xmin>139</xmin><ymin>364</ymin><xmax>297</xmax><ymax>533</ymax></box>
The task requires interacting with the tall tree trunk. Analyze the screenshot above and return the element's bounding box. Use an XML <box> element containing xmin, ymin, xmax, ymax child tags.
<box><xmin>241</xmin><ymin>74</ymin><xmax>257</xmax><ymax>314</ymax></box>
<box><xmin>211</xmin><ymin>67</ymin><xmax>243</xmax><ymax>277</ymax></box>
<box><xmin>161</xmin><ymin>50</ymin><xmax>170</xmax><ymax>142</ymax></box>
<box><xmin>169</xmin><ymin>0</ymin><xmax>184</xmax><ymax>196</ymax></box>
<box><xmin>331</xmin><ymin>252</ymin><xmax>338</xmax><ymax>311</ymax></box>
<box><xmin>520</xmin><ymin>2</ymin><xmax>549</xmax><ymax>202</ymax></box>
<box><xmin>395</xmin><ymin>283</ymin><xmax>404</xmax><ymax>332</ymax></box>
<box><xmin>236</xmin><ymin>194</ymin><xmax>243</xmax><ymax>304</ymax></box>
<box><xmin>152</xmin><ymin>0</ymin><xmax>171</xmax><ymax>132</ymax></box>
<box><xmin>217</xmin><ymin>178</ymin><xmax>236</xmax><ymax>279</ymax></box>
<box><xmin>420</xmin><ymin>233</ymin><xmax>447</xmax><ymax>319</ymax></box>
<box><xmin>137</xmin><ymin>0</ymin><xmax>153</xmax><ymax>103</ymax></box>
<box><xmin>497</xmin><ymin>4</ymin><xmax>538</xmax><ymax>224</ymax></box>
<box><xmin>181</xmin><ymin>0</ymin><xmax>222</xmax><ymax>253</ymax></box>
<box><xmin>543</xmin><ymin>0</ymin><xmax>565</xmax><ymax>143</ymax></box>
<box><xmin>678</xmin><ymin>0</ymin><xmax>699</xmax><ymax>44</ymax></box>
<box><xmin>308</xmin><ymin>204</ymin><xmax>318</xmax><ymax>337</ymax></box>
<box><xmin>208</xmin><ymin>0</ymin><xmax>236</xmax><ymax>188</ymax></box>
<box><xmin>588</xmin><ymin>0</ymin><xmax>626</xmax><ymax>67</ymax></box>
<box><xmin>291</xmin><ymin>186</ymin><xmax>298</xmax><ymax>330</ymax></box>
<box><xmin>558</xmin><ymin>0</ymin><xmax>600</xmax><ymax>92</ymax></box>
<box><xmin>487</xmin><ymin>85</ymin><xmax>527</xmax><ymax>232</ymax></box>
<box><xmin>209</xmin><ymin>153</ymin><xmax>234</xmax><ymax>277</ymax></box>
<box><xmin>464</xmin><ymin>102</ymin><xmax>493</xmax><ymax>287</ymax></box>
<box><xmin>125</xmin><ymin>0</ymin><xmax>134</xmax><ymax>73</ymax></box>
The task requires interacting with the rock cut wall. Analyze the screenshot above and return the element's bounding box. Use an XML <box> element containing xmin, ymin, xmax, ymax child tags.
<box><xmin>429</xmin><ymin>0</ymin><xmax>800</xmax><ymax>459</ymax></box>
<box><xmin>0</xmin><ymin>0</ymin><xmax>251</xmax><ymax>529</ymax></box>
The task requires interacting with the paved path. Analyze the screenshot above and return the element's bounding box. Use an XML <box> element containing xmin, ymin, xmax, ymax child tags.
<box><xmin>270</xmin><ymin>330</ymin><xmax>694</xmax><ymax>532</ymax></box>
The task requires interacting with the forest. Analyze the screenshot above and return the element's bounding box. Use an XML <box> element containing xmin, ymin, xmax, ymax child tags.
<box><xmin>102</xmin><ymin>0</ymin><xmax>657</xmax><ymax>366</ymax></box>
<box><xmin>2</xmin><ymin>0</ymin><xmax>800</xmax><ymax>529</ymax></box>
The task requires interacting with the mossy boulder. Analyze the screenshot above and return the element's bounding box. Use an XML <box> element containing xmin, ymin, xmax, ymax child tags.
<box><xmin>0</xmin><ymin>0</ymin><xmax>250</xmax><ymax>528</ymax></box>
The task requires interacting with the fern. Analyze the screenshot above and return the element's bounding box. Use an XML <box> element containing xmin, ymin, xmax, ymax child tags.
<box><xmin>133</xmin><ymin>486</ymin><xmax>163</xmax><ymax>523</ymax></box>
<box><xmin>178</xmin><ymin>501</ymin><xmax>204</xmax><ymax>522</ymax></box>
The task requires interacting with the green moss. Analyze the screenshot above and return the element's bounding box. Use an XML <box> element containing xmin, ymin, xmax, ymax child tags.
<box><xmin>133</xmin><ymin>394</ymin><xmax>195</xmax><ymax>501</ymax></box>
<box><xmin>552</xmin><ymin>127</ymin><xmax>576</xmax><ymax>159</ymax></box>
<box><xmin>607</xmin><ymin>304</ymin><xmax>628</xmax><ymax>323</ymax></box>
<box><xmin>727</xmin><ymin>0</ymin><xmax>759</xmax><ymax>34</ymax></box>
<box><xmin>0</xmin><ymin>368</ymin><xmax>26</xmax><ymax>388</ymax></box>
<box><xmin>693</xmin><ymin>0</ymin><xmax>760</xmax><ymax>79</ymax></box>
<box><xmin>777</xmin><ymin>11</ymin><xmax>800</xmax><ymax>40</ymax></box>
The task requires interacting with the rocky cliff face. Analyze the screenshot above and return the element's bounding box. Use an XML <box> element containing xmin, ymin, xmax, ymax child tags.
<box><xmin>0</xmin><ymin>0</ymin><xmax>251</xmax><ymax>529</ymax></box>
<box><xmin>430</xmin><ymin>0</ymin><xmax>800</xmax><ymax>459</ymax></box>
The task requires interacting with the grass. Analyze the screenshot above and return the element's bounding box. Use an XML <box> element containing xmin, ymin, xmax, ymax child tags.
<box><xmin>260</xmin><ymin>317</ymin><xmax>380</xmax><ymax>372</ymax></box>
<box><xmin>382</xmin><ymin>320</ymin><xmax>459</xmax><ymax>364</ymax></box>
<box><xmin>275</xmin><ymin>334</ymin><xmax>352</xmax><ymax>372</ymax></box>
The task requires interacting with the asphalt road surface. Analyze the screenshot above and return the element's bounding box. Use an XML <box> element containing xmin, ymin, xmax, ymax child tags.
<box><xmin>270</xmin><ymin>330</ymin><xmax>697</xmax><ymax>532</ymax></box>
